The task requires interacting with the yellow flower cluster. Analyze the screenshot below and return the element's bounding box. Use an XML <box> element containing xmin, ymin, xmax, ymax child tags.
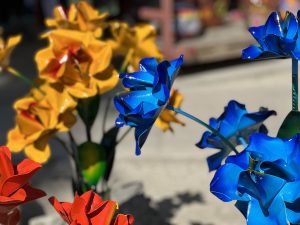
<box><xmin>7</xmin><ymin>82</ymin><xmax>76</xmax><ymax>163</ymax></box>
<box><xmin>5</xmin><ymin>1</ymin><xmax>183</xmax><ymax>163</ymax></box>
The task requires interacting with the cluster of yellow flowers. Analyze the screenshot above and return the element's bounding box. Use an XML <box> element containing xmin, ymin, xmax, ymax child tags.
<box><xmin>4</xmin><ymin>1</ymin><xmax>184</xmax><ymax>163</ymax></box>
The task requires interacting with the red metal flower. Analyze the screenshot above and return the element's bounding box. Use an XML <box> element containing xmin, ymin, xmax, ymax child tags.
<box><xmin>49</xmin><ymin>190</ymin><xmax>134</xmax><ymax>225</ymax></box>
<box><xmin>0</xmin><ymin>146</ymin><xmax>46</xmax><ymax>225</ymax></box>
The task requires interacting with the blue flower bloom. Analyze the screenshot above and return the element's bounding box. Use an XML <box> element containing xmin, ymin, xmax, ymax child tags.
<box><xmin>242</xmin><ymin>11</ymin><xmax>300</xmax><ymax>60</ymax></box>
<box><xmin>211</xmin><ymin>133</ymin><xmax>300</xmax><ymax>225</ymax></box>
<box><xmin>114</xmin><ymin>55</ymin><xmax>183</xmax><ymax>155</ymax></box>
<box><xmin>196</xmin><ymin>100</ymin><xmax>276</xmax><ymax>171</ymax></box>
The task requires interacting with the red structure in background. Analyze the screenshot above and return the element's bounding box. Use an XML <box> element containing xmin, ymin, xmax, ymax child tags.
<box><xmin>138</xmin><ymin>0</ymin><xmax>180</xmax><ymax>60</ymax></box>
<box><xmin>138</xmin><ymin>0</ymin><xmax>290</xmax><ymax>63</ymax></box>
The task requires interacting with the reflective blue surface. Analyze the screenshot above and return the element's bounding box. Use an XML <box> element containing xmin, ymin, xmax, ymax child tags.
<box><xmin>196</xmin><ymin>100</ymin><xmax>275</xmax><ymax>171</ymax></box>
<box><xmin>211</xmin><ymin>133</ymin><xmax>300</xmax><ymax>225</ymax></box>
<box><xmin>242</xmin><ymin>11</ymin><xmax>300</xmax><ymax>60</ymax></box>
<box><xmin>114</xmin><ymin>56</ymin><xmax>183</xmax><ymax>155</ymax></box>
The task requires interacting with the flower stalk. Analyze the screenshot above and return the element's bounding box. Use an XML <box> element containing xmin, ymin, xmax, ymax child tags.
<box><xmin>292</xmin><ymin>58</ymin><xmax>298</xmax><ymax>111</ymax></box>
<box><xmin>6</xmin><ymin>66</ymin><xmax>45</xmax><ymax>95</ymax></box>
<box><xmin>166</xmin><ymin>105</ymin><xmax>239</xmax><ymax>154</ymax></box>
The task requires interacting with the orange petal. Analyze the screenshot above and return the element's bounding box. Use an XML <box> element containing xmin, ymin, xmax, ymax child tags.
<box><xmin>1</xmin><ymin>159</ymin><xmax>41</xmax><ymax>196</ymax></box>
<box><xmin>49</xmin><ymin>197</ymin><xmax>72</xmax><ymax>224</ymax></box>
<box><xmin>112</xmin><ymin>214</ymin><xmax>134</xmax><ymax>225</ymax></box>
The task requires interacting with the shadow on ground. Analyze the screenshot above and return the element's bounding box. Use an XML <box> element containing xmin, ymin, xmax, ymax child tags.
<box><xmin>120</xmin><ymin>191</ymin><xmax>212</xmax><ymax>225</ymax></box>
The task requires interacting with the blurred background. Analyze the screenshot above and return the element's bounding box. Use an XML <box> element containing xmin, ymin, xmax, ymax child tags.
<box><xmin>0</xmin><ymin>0</ymin><xmax>298</xmax><ymax>225</ymax></box>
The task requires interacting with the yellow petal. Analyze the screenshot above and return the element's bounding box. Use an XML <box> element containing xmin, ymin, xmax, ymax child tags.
<box><xmin>89</xmin><ymin>40</ymin><xmax>113</xmax><ymax>75</ymax></box>
<box><xmin>57</xmin><ymin>110</ymin><xmax>77</xmax><ymax>132</ymax></box>
<box><xmin>65</xmin><ymin>79</ymin><xmax>98</xmax><ymax>98</ymax></box>
<box><xmin>0</xmin><ymin>35</ymin><xmax>22</xmax><ymax>69</ymax></box>
<box><xmin>155</xmin><ymin>90</ymin><xmax>185</xmax><ymax>132</ymax></box>
<box><xmin>24</xmin><ymin>133</ymin><xmax>52</xmax><ymax>163</ymax></box>
<box><xmin>93</xmin><ymin>65</ymin><xmax>119</xmax><ymax>94</ymax></box>
<box><xmin>7</xmin><ymin>127</ymin><xmax>28</xmax><ymax>152</ymax></box>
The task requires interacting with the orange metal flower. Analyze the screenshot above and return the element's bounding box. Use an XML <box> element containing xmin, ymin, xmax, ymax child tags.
<box><xmin>7</xmin><ymin>82</ymin><xmax>76</xmax><ymax>163</ymax></box>
<box><xmin>46</xmin><ymin>2</ymin><xmax>108</xmax><ymax>37</ymax></box>
<box><xmin>0</xmin><ymin>35</ymin><xmax>21</xmax><ymax>71</ymax></box>
<box><xmin>35</xmin><ymin>29</ymin><xmax>118</xmax><ymax>98</ymax></box>
<box><xmin>109</xmin><ymin>22</ymin><xmax>163</xmax><ymax>71</ymax></box>
<box><xmin>49</xmin><ymin>190</ymin><xmax>134</xmax><ymax>225</ymax></box>
<box><xmin>155</xmin><ymin>89</ymin><xmax>185</xmax><ymax>132</ymax></box>
<box><xmin>0</xmin><ymin>146</ymin><xmax>46</xmax><ymax>225</ymax></box>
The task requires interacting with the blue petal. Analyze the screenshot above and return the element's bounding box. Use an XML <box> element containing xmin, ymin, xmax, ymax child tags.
<box><xmin>242</xmin><ymin>45</ymin><xmax>263</xmax><ymax>59</ymax></box>
<box><xmin>218</xmin><ymin>100</ymin><xmax>247</xmax><ymax>137</ymax></box>
<box><xmin>135</xmin><ymin>126</ymin><xmax>152</xmax><ymax>155</ymax></box>
<box><xmin>139</xmin><ymin>57</ymin><xmax>159</xmax><ymax>73</ymax></box>
<box><xmin>206</xmin><ymin>150</ymin><xmax>230</xmax><ymax>172</ymax></box>
<box><xmin>281</xmin><ymin>181</ymin><xmax>300</xmax><ymax>203</ymax></box>
<box><xmin>114</xmin><ymin>90</ymin><xmax>158</xmax><ymax>114</ymax></box>
<box><xmin>264</xmin><ymin>12</ymin><xmax>283</xmax><ymax>37</ymax></box>
<box><xmin>238</xmin><ymin>110</ymin><xmax>276</xmax><ymax>130</ymax></box>
<box><xmin>249</xmin><ymin>26</ymin><xmax>266</xmax><ymax>47</ymax></box>
<box><xmin>115</xmin><ymin>116</ymin><xmax>125</xmax><ymax>127</ymax></box>
<box><xmin>121</xmin><ymin>72</ymin><xmax>155</xmax><ymax>89</ymax></box>
<box><xmin>246</xmin><ymin>133</ymin><xmax>290</xmax><ymax>163</ymax></box>
<box><xmin>210</xmin><ymin>163</ymin><xmax>249</xmax><ymax>202</ymax></box>
<box><xmin>168</xmin><ymin>55</ymin><xmax>184</xmax><ymax>83</ymax></box>
<box><xmin>285</xmin><ymin>196</ymin><xmax>300</xmax><ymax>224</ymax></box>
<box><xmin>283</xmin><ymin>12</ymin><xmax>298</xmax><ymax>39</ymax></box>
<box><xmin>264</xmin><ymin>35</ymin><xmax>283</xmax><ymax>54</ymax></box>
<box><xmin>247</xmin><ymin>196</ymin><xmax>288</xmax><ymax>225</ymax></box>
<box><xmin>196</xmin><ymin>131</ymin><xmax>215</xmax><ymax>149</ymax></box>
<box><xmin>226</xmin><ymin>151</ymin><xmax>250</xmax><ymax>170</ymax></box>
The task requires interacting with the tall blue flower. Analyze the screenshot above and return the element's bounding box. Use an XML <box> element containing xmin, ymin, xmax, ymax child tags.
<box><xmin>196</xmin><ymin>100</ymin><xmax>276</xmax><ymax>171</ymax></box>
<box><xmin>242</xmin><ymin>11</ymin><xmax>300</xmax><ymax>60</ymax></box>
<box><xmin>210</xmin><ymin>133</ymin><xmax>300</xmax><ymax>225</ymax></box>
<box><xmin>114</xmin><ymin>55</ymin><xmax>183</xmax><ymax>155</ymax></box>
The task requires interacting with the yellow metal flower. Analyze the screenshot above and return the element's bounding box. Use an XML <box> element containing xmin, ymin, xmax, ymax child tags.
<box><xmin>35</xmin><ymin>29</ymin><xmax>118</xmax><ymax>99</ymax></box>
<box><xmin>109</xmin><ymin>22</ymin><xmax>163</xmax><ymax>71</ymax></box>
<box><xmin>155</xmin><ymin>89</ymin><xmax>185</xmax><ymax>132</ymax></box>
<box><xmin>7</xmin><ymin>82</ymin><xmax>77</xmax><ymax>163</ymax></box>
<box><xmin>0</xmin><ymin>35</ymin><xmax>21</xmax><ymax>71</ymax></box>
<box><xmin>46</xmin><ymin>2</ymin><xmax>108</xmax><ymax>37</ymax></box>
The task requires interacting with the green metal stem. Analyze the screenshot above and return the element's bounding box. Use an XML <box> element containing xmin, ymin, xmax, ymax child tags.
<box><xmin>292</xmin><ymin>58</ymin><xmax>298</xmax><ymax>111</ymax></box>
<box><xmin>166</xmin><ymin>105</ymin><xmax>238</xmax><ymax>154</ymax></box>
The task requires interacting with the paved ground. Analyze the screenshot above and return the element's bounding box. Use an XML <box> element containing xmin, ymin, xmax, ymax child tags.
<box><xmin>0</xmin><ymin>39</ymin><xmax>293</xmax><ymax>225</ymax></box>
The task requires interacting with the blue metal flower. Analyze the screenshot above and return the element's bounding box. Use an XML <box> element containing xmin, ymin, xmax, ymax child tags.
<box><xmin>196</xmin><ymin>100</ymin><xmax>276</xmax><ymax>171</ymax></box>
<box><xmin>114</xmin><ymin>55</ymin><xmax>183</xmax><ymax>155</ymax></box>
<box><xmin>242</xmin><ymin>11</ymin><xmax>300</xmax><ymax>60</ymax></box>
<box><xmin>210</xmin><ymin>133</ymin><xmax>300</xmax><ymax>225</ymax></box>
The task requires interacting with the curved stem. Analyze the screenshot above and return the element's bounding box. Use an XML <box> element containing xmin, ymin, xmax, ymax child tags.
<box><xmin>292</xmin><ymin>58</ymin><xmax>298</xmax><ymax>111</ymax></box>
<box><xmin>166</xmin><ymin>105</ymin><xmax>238</xmax><ymax>154</ymax></box>
<box><xmin>6</xmin><ymin>67</ymin><xmax>45</xmax><ymax>95</ymax></box>
<box><xmin>102</xmin><ymin>96</ymin><xmax>112</xmax><ymax>134</ymax></box>
<box><xmin>53</xmin><ymin>135</ymin><xmax>74</xmax><ymax>158</ymax></box>
<box><xmin>68</xmin><ymin>131</ymin><xmax>86</xmax><ymax>194</ymax></box>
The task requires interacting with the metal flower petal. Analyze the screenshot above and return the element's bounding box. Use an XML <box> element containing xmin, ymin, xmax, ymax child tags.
<box><xmin>196</xmin><ymin>100</ymin><xmax>276</xmax><ymax>171</ymax></box>
<box><xmin>242</xmin><ymin>11</ymin><xmax>300</xmax><ymax>60</ymax></box>
<box><xmin>114</xmin><ymin>55</ymin><xmax>183</xmax><ymax>155</ymax></box>
<box><xmin>211</xmin><ymin>133</ymin><xmax>300</xmax><ymax>225</ymax></box>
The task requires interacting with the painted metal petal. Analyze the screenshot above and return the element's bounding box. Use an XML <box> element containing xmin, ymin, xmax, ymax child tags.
<box><xmin>139</xmin><ymin>57</ymin><xmax>158</xmax><ymax>73</ymax></box>
<box><xmin>210</xmin><ymin>163</ymin><xmax>248</xmax><ymax>202</ymax></box>
<box><xmin>247</xmin><ymin>196</ymin><xmax>288</xmax><ymax>225</ymax></box>
<box><xmin>264</xmin><ymin>12</ymin><xmax>283</xmax><ymax>37</ymax></box>
<box><xmin>121</xmin><ymin>72</ymin><xmax>154</xmax><ymax>89</ymax></box>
